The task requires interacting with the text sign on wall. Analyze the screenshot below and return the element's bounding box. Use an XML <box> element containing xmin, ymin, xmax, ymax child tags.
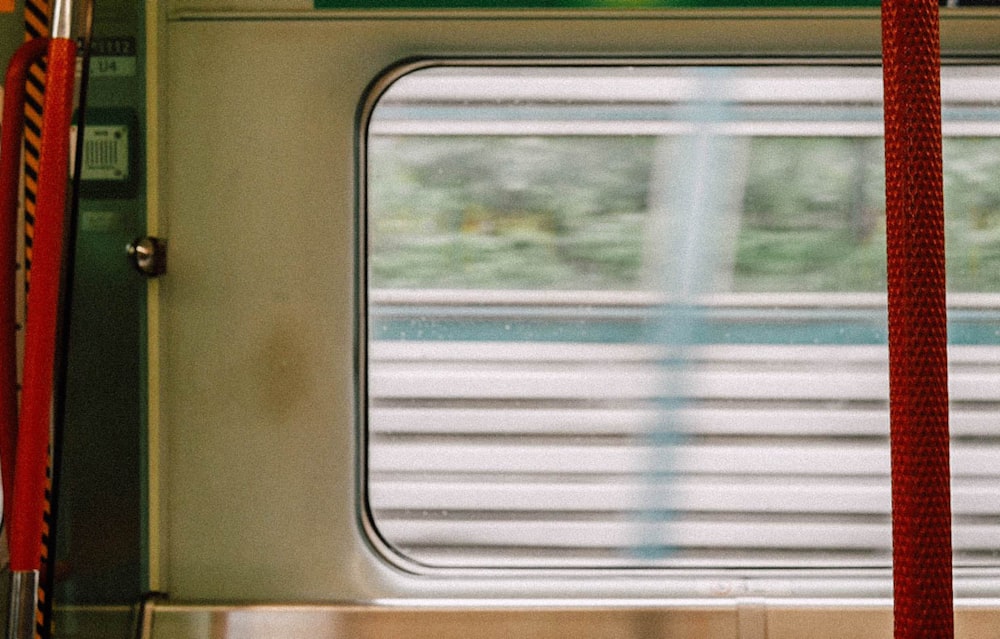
<box><xmin>89</xmin><ymin>37</ymin><xmax>137</xmax><ymax>78</ymax></box>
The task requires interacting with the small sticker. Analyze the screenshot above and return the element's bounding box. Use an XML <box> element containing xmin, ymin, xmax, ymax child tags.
<box><xmin>91</xmin><ymin>37</ymin><xmax>137</xmax><ymax>56</ymax></box>
<box><xmin>80</xmin><ymin>211</ymin><xmax>121</xmax><ymax>233</ymax></box>
<box><xmin>89</xmin><ymin>37</ymin><xmax>137</xmax><ymax>78</ymax></box>
<box><xmin>90</xmin><ymin>57</ymin><xmax>137</xmax><ymax>78</ymax></box>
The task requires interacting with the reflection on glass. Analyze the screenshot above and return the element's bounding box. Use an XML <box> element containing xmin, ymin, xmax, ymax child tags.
<box><xmin>366</xmin><ymin>65</ymin><xmax>1000</xmax><ymax>569</ymax></box>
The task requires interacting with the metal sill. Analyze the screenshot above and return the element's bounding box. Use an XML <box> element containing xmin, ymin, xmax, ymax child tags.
<box><xmin>49</xmin><ymin>599</ymin><xmax>1000</xmax><ymax>639</ymax></box>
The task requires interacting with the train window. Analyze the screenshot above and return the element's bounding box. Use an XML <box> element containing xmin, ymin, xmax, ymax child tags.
<box><xmin>363</xmin><ymin>64</ymin><xmax>1000</xmax><ymax>570</ymax></box>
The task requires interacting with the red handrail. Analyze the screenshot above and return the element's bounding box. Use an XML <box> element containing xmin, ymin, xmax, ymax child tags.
<box><xmin>1</xmin><ymin>21</ymin><xmax>76</xmax><ymax>639</ymax></box>
<box><xmin>0</xmin><ymin>36</ymin><xmax>49</xmax><ymax>548</ymax></box>
<box><xmin>882</xmin><ymin>1</ymin><xmax>954</xmax><ymax>637</ymax></box>
<box><xmin>9</xmin><ymin>35</ymin><xmax>75</xmax><ymax>577</ymax></box>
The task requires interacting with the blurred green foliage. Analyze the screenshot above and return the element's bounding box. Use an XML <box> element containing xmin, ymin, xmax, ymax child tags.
<box><xmin>368</xmin><ymin>135</ymin><xmax>1000</xmax><ymax>293</ymax></box>
<box><xmin>368</xmin><ymin>136</ymin><xmax>652</xmax><ymax>289</ymax></box>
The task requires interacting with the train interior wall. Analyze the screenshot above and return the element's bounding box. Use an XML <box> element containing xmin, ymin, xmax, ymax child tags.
<box><xmin>5</xmin><ymin>1</ymin><xmax>1000</xmax><ymax>637</ymax></box>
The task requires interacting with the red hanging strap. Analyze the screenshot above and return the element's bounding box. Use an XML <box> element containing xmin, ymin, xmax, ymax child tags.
<box><xmin>881</xmin><ymin>1</ymin><xmax>954</xmax><ymax>638</ymax></box>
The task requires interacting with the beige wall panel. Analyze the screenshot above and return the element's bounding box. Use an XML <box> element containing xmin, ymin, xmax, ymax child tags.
<box><xmin>157</xmin><ymin>8</ymin><xmax>1000</xmax><ymax>608</ymax></box>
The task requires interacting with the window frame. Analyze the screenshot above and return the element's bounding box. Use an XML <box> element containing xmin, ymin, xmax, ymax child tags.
<box><xmin>358</xmin><ymin>57</ymin><xmax>1000</xmax><ymax>604</ymax></box>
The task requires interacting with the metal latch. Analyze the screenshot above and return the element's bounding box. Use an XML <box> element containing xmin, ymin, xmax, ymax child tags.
<box><xmin>127</xmin><ymin>236</ymin><xmax>167</xmax><ymax>277</ymax></box>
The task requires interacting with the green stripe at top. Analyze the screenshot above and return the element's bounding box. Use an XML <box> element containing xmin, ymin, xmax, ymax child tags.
<box><xmin>316</xmin><ymin>0</ymin><xmax>881</xmax><ymax>9</ymax></box>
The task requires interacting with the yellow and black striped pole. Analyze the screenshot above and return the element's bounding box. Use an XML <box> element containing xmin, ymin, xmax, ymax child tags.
<box><xmin>14</xmin><ymin>2</ymin><xmax>92</xmax><ymax>636</ymax></box>
<box><xmin>23</xmin><ymin>0</ymin><xmax>50</xmax><ymax>286</ymax></box>
<box><xmin>20</xmin><ymin>2</ymin><xmax>54</xmax><ymax>638</ymax></box>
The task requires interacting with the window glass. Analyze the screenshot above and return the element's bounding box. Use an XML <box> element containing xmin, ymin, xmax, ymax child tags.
<box><xmin>365</xmin><ymin>65</ymin><xmax>1000</xmax><ymax>568</ymax></box>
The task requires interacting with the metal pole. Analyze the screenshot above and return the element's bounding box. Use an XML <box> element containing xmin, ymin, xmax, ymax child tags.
<box><xmin>3</xmin><ymin>0</ymin><xmax>76</xmax><ymax>637</ymax></box>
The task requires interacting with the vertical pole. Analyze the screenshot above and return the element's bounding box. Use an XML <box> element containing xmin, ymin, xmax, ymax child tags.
<box><xmin>0</xmin><ymin>36</ymin><xmax>49</xmax><ymax>560</ymax></box>
<box><xmin>16</xmin><ymin>3</ymin><xmax>49</xmax><ymax>638</ymax></box>
<box><xmin>9</xmin><ymin>34</ymin><xmax>74</xmax><ymax>639</ymax></box>
<box><xmin>881</xmin><ymin>1</ymin><xmax>954</xmax><ymax>637</ymax></box>
<box><xmin>22</xmin><ymin>0</ymin><xmax>50</xmax><ymax>290</ymax></box>
<box><xmin>5</xmin><ymin>1</ymin><xmax>75</xmax><ymax>637</ymax></box>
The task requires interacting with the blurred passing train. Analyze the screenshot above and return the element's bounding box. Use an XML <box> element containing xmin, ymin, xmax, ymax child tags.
<box><xmin>365</xmin><ymin>64</ymin><xmax>1000</xmax><ymax>570</ymax></box>
<box><xmin>7</xmin><ymin>2</ymin><xmax>1000</xmax><ymax>638</ymax></box>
